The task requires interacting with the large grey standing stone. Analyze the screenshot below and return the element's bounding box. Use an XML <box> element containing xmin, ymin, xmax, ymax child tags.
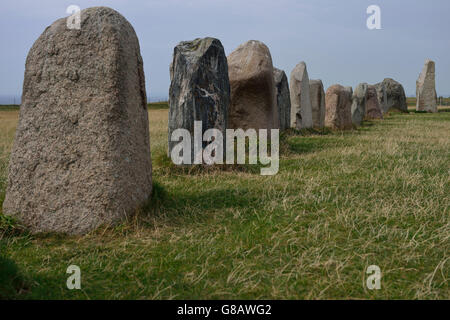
<box><xmin>273</xmin><ymin>68</ymin><xmax>291</xmax><ymax>130</ymax></box>
<box><xmin>365</xmin><ymin>85</ymin><xmax>383</xmax><ymax>120</ymax></box>
<box><xmin>309</xmin><ymin>79</ymin><xmax>325</xmax><ymax>128</ymax></box>
<box><xmin>227</xmin><ymin>40</ymin><xmax>278</xmax><ymax>130</ymax></box>
<box><xmin>325</xmin><ymin>84</ymin><xmax>353</xmax><ymax>130</ymax></box>
<box><xmin>2</xmin><ymin>7</ymin><xmax>152</xmax><ymax>235</ymax></box>
<box><xmin>168</xmin><ymin>37</ymin><xmax>230</xmax><ymax>161</ymax></box>
<box><xmin>290</xmin><ymin>62</ymin><xmax>313</xmax><ymax>129</ymax></box>
<box><xmin>416</xmin><ymin>59</ymin><xmax>437</xmax><ymax>112</ymax></box>
<box><xmin>375</xmin><ymin>78</ymin><xmax>408</xmax><ymax>113</ymax></box>
<box><xmin>351</xmin><ymin>83</ymin><xmax>368</xmax><ymax>126</ymax></box>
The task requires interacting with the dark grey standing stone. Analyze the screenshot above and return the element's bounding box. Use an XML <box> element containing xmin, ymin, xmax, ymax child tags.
<box><xmin>273</xmin><ymin>68</ymin><xmax>291</xmax><ymax>130</ymax></box>
<box><xmin>168</xmin><ymin>37</ymin><xmax>230</xmax><ymax>162</ymax></box>
<box><xmin>375</xmin><ymin>78</ymin><xmax>408</xmax><ymax>113</ymax></box>
<box><xmin>3</xmin><ymin>7</ymin><xmax>152</xmax><ymax>235</ymax></box>
<box><xmin>351</xmin><ymin>83</ymin><xmax>368</xmax><ymax>126</ymax></box>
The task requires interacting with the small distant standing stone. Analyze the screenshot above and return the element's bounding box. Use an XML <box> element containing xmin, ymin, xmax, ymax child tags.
<box><xmin>351</xmin><ymin>83</ymin><xmax>368</xmax><ymax>126</ymax></box>
<box><xmin>365</xmin><ymin>85</ymin><xmax>383</xmax><ymax>120</ymax></box>
<box><xmin>375</xmin><ymin>78</ymin><xmax>408</xmax><ymax>113</ymax></box>
<box><xmin>3</xmin><ymin>7</ymin><xmax>152</xmax><ymax>235</ymax></box>
<box><xmin>325</xmin><ymin>84</ymin><xmax>353</xmax><ymax>130</ymax></box>
<box><xmin>290</xmin><ymin>62</ymin><xmax>313</xmax><ymax>129</ymax></box>
<box><xmin>416</xmin><ymin>59</ymin><xmax>438</xmax><ymax>113</ymax></box>
<box><xmin>273</xmin><ymin>68</ymin><xmax>291</xmax><ymax>131</ymax></box>
<box><xmin>309</xmin><ymin>79</ymin><xmax>326</xmax><ymax>128</ymax></box>
<box><xmin>168</xmin><ymin>37</ymin><xmax>230</xmax><ymax>161</ymax></box>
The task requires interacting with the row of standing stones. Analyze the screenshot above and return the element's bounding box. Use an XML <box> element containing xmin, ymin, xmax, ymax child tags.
<box><xmin>169</xmin><ymin>38</ymin><xmax>437</xmax><ymax>149</ymax></box>
<box><xmin>3</xmin><ymin>7</ymin><xmax>439</xmax><ymax>235</ymax></box>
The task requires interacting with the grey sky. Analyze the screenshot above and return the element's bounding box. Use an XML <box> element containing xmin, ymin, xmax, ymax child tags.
<box><xmin>1</xmin><ymin>0</ymin><xmax>449</xmax><ymax>102</ymax></box>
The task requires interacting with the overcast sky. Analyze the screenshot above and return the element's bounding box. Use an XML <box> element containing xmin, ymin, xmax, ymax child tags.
<box><xmin>1</xmin><ymin>0</ymin><xmax>449</xmax><ymax>102</ymax></box>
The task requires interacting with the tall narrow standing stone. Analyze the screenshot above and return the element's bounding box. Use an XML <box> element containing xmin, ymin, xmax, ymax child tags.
<box><xmin>168</xmin><ymin>37</ymin><xmax>230</xmax><ymax>162</ymax></box>
<box><xmin>227</xmin><ymin>40</ymin><xmax>278</xmax><ymax>130</ymax></box>
<box><xmin>309</xmin><ymin>79</ymin><xmax>325</xmax><ymax>128</ymax></box>
<box><xmin>365</xmin><ymin>85</ymin><xmax>383</xmax><ymax>120</ymax></box>
<box><xmin>3</xmin><ymin>7</ymin><xmax>152</xmax><ymax>235</ymax></box>
<box><xmin>375</xmin><ymin>78</ymin><xmax>408</xmax><ymax>113</ymax></box>
<box><xmin>273</xmin><ymin>68</ymin><xmax>291</xmax><ymax>130</ymax></box>
<box><xmin>325</xmin><ymin>84</ymin><xmax>353</xmax><ymax>130</ymax></box>
<box><xmin>290</xmin><ymin>62</ymin><xmax>313</xmax><ymax>129</ymax></box>
<box><xmin>416</xmin><ymin>59</ymin><xmax>437</xmax><ymax>113</ymax></box>
<box><xmin>351</xmin><ymin>83</ymin><xmax>368</xmax><ymax>126</ymax></box>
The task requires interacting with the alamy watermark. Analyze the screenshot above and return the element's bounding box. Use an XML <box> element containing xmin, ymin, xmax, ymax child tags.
<box><xmin>66</xmin><ymin>265</ymin><xmax>81</xmax><ymax>289</ymax></box>
<box><xmin>66</xmin><ymin>5</ymin><xmax>81</xmax><ymax>30</ymax></box>
<box><xmin>366</xmin><ymin>265</ymin><xmax>381</xmax><ymax>290</ymax></box>
<box><xmin>170</xmin><ymin>121</ymin><xmax>279</xmax><ymax>176</ymax></box>
<box><xmin>367</xmin><ymin>5</ymin><xmax>381</xmax><ymax>30</ymax></box>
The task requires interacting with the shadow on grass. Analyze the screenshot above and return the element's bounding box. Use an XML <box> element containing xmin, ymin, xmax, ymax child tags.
<box><xmin>153</xmin><ymin>150</ymin><xmax>267</xmax><ymax>176</ymax></box>
<box><xmin>146</xmin><ymin>180</ymin><xmax>257</xmax><ymax>216</ymax></box>
<box><xmin>285</xmin><ymin>128</ymin><xmax>361</xmax><ymax>155</ymax></box>
<box><xmin>0</xmin><ymin>255</ymin><xmax>30</xmax><ymax>299</ymax></box>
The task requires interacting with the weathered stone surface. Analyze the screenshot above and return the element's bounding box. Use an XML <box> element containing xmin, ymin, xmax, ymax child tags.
<box><xmin>309</xmin><ymin>79</ymin><xmax>325</xmax><ymax>128</ymax></box>
<box><xmin>375</xmin><ymin>78</ymin><xmax>408</xmax><ymax>113</ymax></box>
<box><xmin>344</xmin><ymin>86</ymin><xmax>353</xmax><ymax>98</ymax></box>
<box><xmin>365</xmin><ymin>85</ymin><xmax>383</xmax><ymax>120</ymax></box>
<box><xmin>416</xmin><ymin>59</ymin><xmax>437</xmax><ymax>112</ymax></box>
<box><xmin>227</xmin><ymin>40</ymin><xmax>278</xmax><ymax>130</ymax></box>
<box><xmin>351</xmin><ymin>83</ymin><xmax>368</xmax><ymax>126</ymax></box>
<box><xmin>325</xmin><ymin>84</ymin><xmax>353</xmax><ymax>130</ymax></box>
<box><xmin>290</xmin><ymin>62</ymin><xmax>313</xmax><ymax>129</ymax></box>
<box><xmin>168</xmin><ymin>37</ymin><xmax>230</xmax><ymax>161</ymax></box>
<box><xmin>273</xmin><ymin>68</ymin><xmax>291</xmax><ymax>131</ymax></box>
<box><xmin>3</xmin><ymin>7</ymin><xmax>152</xmax><ymax>235</ymax></box>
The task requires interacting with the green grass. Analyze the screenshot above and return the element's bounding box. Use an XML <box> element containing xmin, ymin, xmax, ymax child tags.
<box><xmin>407</xmin><ymin>97</ymin><xmax>450</xmax><ymax>106</ymax></box>
<box><xmin>147</xmin><ymin>101</ymin><xmax>169</xmax><ymax>109</ymax></box>
<box><xmin>0</xmin><ymin>105</ymin><xmax>20</xmax><ymax>111</ymax></box>
<box><xmin>0</xmin><ymin>108</ymin><xmax>449</xmax><ymax>299</ymax></box>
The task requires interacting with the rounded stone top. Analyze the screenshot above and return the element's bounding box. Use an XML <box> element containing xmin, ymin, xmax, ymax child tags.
<box><xmin>273</xmin><ymin>67</ymin><xmax>287</xmax><ymax>83</ymax></box>
<box><xmin>227</xmin><ymin>40</ymin><xmax>273</xmax><ymax>81</ymax></box>
<box><xmin>46</xmin><ymin>6</ymin><xmax>132</xmax><ymax>31</ymax></box>
<box><xmin>228</xmin><ymin>40</ymin><xmax>272</xmax><ymax>62</ymax></box>
<box><xmin>290</xmin><ymin>61</ymin><xmax>308</xmax><ymax>82</ymax></box>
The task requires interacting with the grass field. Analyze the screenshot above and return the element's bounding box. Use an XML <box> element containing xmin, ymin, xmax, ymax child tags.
<box><xmin>407</xmin><ymin>97</ymin><xmax>450</xmax><ymax>106</ymax></box>
<box><xmin>0</xmin><ymin>105</ymin><xmax>449</xmax><ymax>299</ymax></box>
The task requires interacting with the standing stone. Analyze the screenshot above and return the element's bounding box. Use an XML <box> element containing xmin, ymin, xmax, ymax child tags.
<box><xmin>273</xmin><ymin>68</ymin><xmax>291</xmax><ymax>130</ymax></box>
<box><xmin>168</xmin><ymin>37</ymin><xmax>230</xmax><ymax>162</ymax></box>
<box><xmin>416</xmin><ymin>59</ymin><xmax>438</xmax><ymax>112</ymax></box>
<box><xmin>365</xmin><ymin>85</ymin><xmax>383</xmax><ymax>120</ymax></box>
<box><xmin>2</xmin><ymin>7</ymin><xmax>152</xmax><ymax>235</ymax></box>
<box><xmin>227</xmin><ymin>40</ymin><xmax>278</xmax><ymax>130</ymax></box>
<box><xmin>344</xmin><ymin>86</ymin><xmax>353</xmax><ymax>99</ymax></box>
<box><xmin>375</xmin><ymin>78</ymin><xmax>408</xmax><ymax>113</ymax></box>
<box><xmin>325</xmin><ymin>84</ymin><xmax>353</xmax><ymax>130</ymax></box>
<box><xmin>309</xmin><ymin>79</ymin><xmax>325</xmax><ymax>128</ymax></box>
<box><xmin>351</xmin><ymin>83</ymin><xmax>368</xmax><ymax>126</ymax></box>
<box><xmin>290</xmin><ymin>62</ymin><xmax>313</xmax><ymax>129</ymax></box>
